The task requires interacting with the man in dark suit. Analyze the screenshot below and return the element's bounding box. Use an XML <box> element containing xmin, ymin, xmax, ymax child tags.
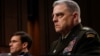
<box><xmin>49</xmin><ymin>0</ymin><xmax>100</xmax><ymax>56</ymax></box>
<box><xmin>9</xmin><ymin>31</ymin><xmax>32</xmax><ymax>56</ymax></box>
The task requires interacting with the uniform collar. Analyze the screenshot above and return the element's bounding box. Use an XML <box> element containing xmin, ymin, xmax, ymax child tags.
<box><xmin>62</xmin><ymin>31</ymin><xmax>71</xmax><ymax>40</ymax></box>
<box><xmin>62</xmin><ymin>24</ymin><xmax>82</xmax><ymax>40</ymax></box>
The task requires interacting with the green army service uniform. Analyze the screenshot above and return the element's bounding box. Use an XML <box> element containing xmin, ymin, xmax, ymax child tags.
<box><xmin>49</xmin><ymin>24</ymin><xmax>100</xmax><ymax>56</ymax></box>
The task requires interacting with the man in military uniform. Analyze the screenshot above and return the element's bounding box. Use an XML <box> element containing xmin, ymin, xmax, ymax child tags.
<box><xmin>9</xmin><ymin>31</ymin><xmax>32</xmax><ymax>56</ymax></box>
<box><xmin>49</xmin><ymin>0</ymin><xmax>100</xmax><ymax>56</ymax></box>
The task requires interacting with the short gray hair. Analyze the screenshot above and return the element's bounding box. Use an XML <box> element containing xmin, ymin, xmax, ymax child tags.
<box><xmin>53</xmin><ymin>0</ymin><xmax>81</xmax><ymax>22</ymax></box>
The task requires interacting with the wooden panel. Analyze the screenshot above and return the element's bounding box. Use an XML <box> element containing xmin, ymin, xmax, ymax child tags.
<box><xmin>4</xmin><ymin>0</ymin><xmax>18</xmax><ymax>46</ymax></box>
<box><xmin>0</xmin><ymin>0</ymin><xmax>27</xmax><ymax>53</ymax></box>
<box><xmin>27</xmin><ymin>21</ymin><xmax>40</xmax><ymax>56</ymax></box>
<box><xmin>0</xmin><ymin>47</ymin><xmax>9</xmax><ymax>53</ymax></box>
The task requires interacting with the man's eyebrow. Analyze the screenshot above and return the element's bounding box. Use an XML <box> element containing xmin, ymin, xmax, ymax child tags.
<box><xmin>10</xmin><ymin>40</ymin><xmax>17</xmax><ymax>42</ymax></box>
<box><xmin>52</xmin><ymin>12</ymin><xmax>64</xmax><ymax>15</ymax></box>
<box><xmin>56</xmin><ymin>12</ymin><xmax>64</xmax><ymax>14</ymax></box>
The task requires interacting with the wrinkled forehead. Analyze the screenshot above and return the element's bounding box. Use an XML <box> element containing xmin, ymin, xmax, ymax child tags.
<box><xmin>54</xmin><ymin>4</ymin><xmax>67</xmax><ymax>11</ymax></box>
<box><xmin>53</xmin><ymin>4</ymin><xmax>71</xmax><ymax>15</ymax></box>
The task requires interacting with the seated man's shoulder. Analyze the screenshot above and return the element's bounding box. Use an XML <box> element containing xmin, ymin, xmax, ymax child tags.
<box><xmin>82</xmin><ymin>27</ymin><xmax>99</xmax><ymax>39</ymax></box>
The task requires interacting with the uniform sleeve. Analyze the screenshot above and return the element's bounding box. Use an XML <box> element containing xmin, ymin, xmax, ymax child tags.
<box><xmin>48</xmin><ymin>40</ymin><xmax>58</xmax><ymax>55</ymax></box>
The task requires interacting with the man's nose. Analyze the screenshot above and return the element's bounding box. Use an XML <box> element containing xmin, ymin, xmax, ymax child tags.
<box><xmin>53</xmin><ymin>15</ymin><xmax>58</xmax><ymax>22</ymax></box>
<box><xmin>9</xmin><ymin>42</ymin><xmax>12</xmax><ymax>47</ymax></box>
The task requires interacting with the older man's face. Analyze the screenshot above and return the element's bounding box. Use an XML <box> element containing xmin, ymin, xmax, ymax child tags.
<box><xmin>52</xmin><ymin>3</ymin><xmax>74</xmax><ymax>34</ymax></box>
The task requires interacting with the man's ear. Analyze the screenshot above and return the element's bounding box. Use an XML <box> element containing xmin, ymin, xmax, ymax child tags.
<box><xmin>72</xmin><ymin>12</ymin><xmax>78</xmax><ymax>25</ymax></box>
<box><xmin>22</xmin><ymin>42</ymin><xmax>28</xmax><ymax>49</ymax></box>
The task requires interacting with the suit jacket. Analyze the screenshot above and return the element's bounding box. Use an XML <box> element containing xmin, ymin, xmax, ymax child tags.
<box><xmin>49</xmin><ymin>24</ymin><xmax>100</xmax><ymax>56</ymax></box>
<box><xmin>19</xmin><ymin>52</ymin><xmax>32</xmax><ymax>56</ymax></box>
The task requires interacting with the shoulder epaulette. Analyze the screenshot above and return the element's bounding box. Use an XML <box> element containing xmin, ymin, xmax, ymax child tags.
<box><xmin>82</xmin><ymin>27</ymin><xmax>91</xmax><ymax>31</ymax></box>
<box><xmin>82</xmin><ymin>27</ymin><xmax>96</xmax><ymax>38</ymax></box>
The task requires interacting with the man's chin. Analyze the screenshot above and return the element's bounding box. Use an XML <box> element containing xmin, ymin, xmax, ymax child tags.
<box><xmin>10</xmin><ymin>51</ymin><xmax>15</xmax><ymax>54</ymax></box>
<box><xmin>55</xmin><ymin>30</ymin><xmax>61</xmax><ymax>33</ymax></box>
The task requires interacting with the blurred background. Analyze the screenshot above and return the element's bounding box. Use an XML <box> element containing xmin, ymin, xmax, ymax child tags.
<box><xmin>0</xmin><ymin>0</ymin><xmax>100</xmax><ymax>56</ymax></box>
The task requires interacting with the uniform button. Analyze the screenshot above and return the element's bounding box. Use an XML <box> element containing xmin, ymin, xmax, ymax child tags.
<box><xmin>53</xmin><ymin>50</ymin><xmax>56</xmax><ymax>53</ymax></box>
